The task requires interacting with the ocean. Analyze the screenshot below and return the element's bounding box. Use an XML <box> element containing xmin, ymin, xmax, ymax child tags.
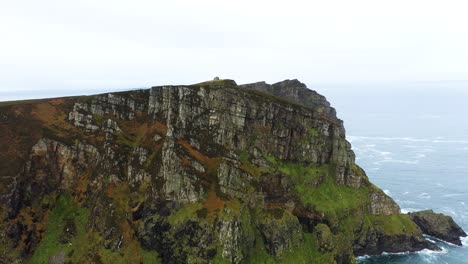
<box><xmin>318</xmin><ymin>81</ymin><xmax>468</xmax><ymax>264</ymax></box>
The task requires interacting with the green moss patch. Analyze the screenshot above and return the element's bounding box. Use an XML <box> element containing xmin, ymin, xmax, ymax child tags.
<box><xmin>30</xmin><ymin>194</ymin><xmax>90</xmax><ymax>263</ymax></box>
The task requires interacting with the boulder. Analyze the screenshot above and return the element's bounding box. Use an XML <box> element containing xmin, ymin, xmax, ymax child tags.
<box><xmin>409</xmin><ymin>210</ymin><xmax>467</xmax><ymax>245</ymax></box>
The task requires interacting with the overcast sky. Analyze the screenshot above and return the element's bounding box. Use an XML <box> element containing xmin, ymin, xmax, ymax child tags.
<box><xmin>1</xmin><ymin>0</ymin><xmax>468</xmax><ymax>93</ymax></box>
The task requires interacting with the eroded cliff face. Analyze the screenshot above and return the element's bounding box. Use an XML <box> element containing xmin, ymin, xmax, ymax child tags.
<box><xmin>0</xmin><ymin>79</ymin><xmax>436</xmax><ymax>263</ymax></box>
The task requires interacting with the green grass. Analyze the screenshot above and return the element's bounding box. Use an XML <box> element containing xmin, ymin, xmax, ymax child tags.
<box><xmin>30</xmin><ymin>194</ymin><xmax>90</xmax><ymax>263</ymax></box>
<box><xmin>370</xmin><ymin>214</ymin><xmax>420</xmax><ymax>235</ymax></box>
<box><xmin>140</xmin><ymin>248</ymin><xmax>162</xmax><ymax>264</ymax></box>
<box><xmin>245</xmin><ymin>235</ymin><xmax>276</xmax><ymax>264</ymax></box>
<box><xmin>192</xmin><ymin>79</ymin><xmax>237</xmax><ymax>87</ymax></box>
<box><xmin>278</xmin><ymin>233</ymin><xmax>334</xmax><ymax>264</ymax></box>
<box><xmin>263</xmin><ymin>155</ymin><xmax>369</xmax><ymax>220</ymax></box>
<box><xmin>167</xmin><ymin>203</ymin><xmax>204</xmax><ymax>226</ymax></box>
<box><xmin>115</xmin><ymin>132</ymin><xmax>139</xmax><ymax>148</ymax></box>
<box><xmin>309</xmin><ymin>128</ymin><xmax>320</xmax><ymax>137</ymax></box>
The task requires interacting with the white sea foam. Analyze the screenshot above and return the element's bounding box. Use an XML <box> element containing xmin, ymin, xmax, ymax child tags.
<box><xmin>382</xmin><ymin>251</ymin><xmax>410</xmax><ymax>256</ymax></box>
<box><xmin>355</xmin><ymin>255</ymin><xmax>370</xmax><ymax>260</ymax></box>
<box><xmin>355</xmin><ymin>244</ymin><xmax>449</xmax><ymax>262</ymax></box>
<box><xmin>374</xmin><ymin>159</ymin><xmax>419</xmax><ymax>165</ymax></box>
<box><xmin>411</xmin><ymin>247</ymin><xmax>448</xmax><ymax>263</ymax></box>
<box><xmin>461</xmin><ymin>236</ymin><xmax>468</xmax><ymax>246</ymax></box>
<box><xmin>418</xmin><ymin>193</ymin><xmax>431</xmax><ymax>199</ymax></box>
<box><xmin>442</xmin><ymin>193</ymin><xmax>466</xmax><ymax>197</ymax></box>
<box><xmin>348</xmin><ymin>135</ymin><xmax>468</xmax><ymax>144</ymax></box>
<box><xmin>441</xmin><ymin>208</ymin><xmax>457</xmax><ymax>217</ymax></box>
<box><xmin>401</xmin><ymin>208</ymin><xmax>417</xmax><ymax>214</ymax></box>
<box><xmin>425</xmin><ymin>235</ymin><xmax>461</xmax><ymax>247</ymax></box>
<box><xmin>400</xmin><ymin>200</ymin><xmax>416</xmax><ymax>205</ymax></box>
<box><xmin>383</xmin><ymin>189</ymin><xmax>391</xmax><ymax>196</ymax></box>
<box><xmin>403</xmin><ymin>191</ymin><xmax>410</xmax><ymax>195</ymax></box>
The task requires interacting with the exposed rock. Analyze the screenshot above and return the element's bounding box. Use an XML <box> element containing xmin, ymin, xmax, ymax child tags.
<box><xmin>217</xmin><ymin>161</ymin><xmax>250</xmax><ymax>200</ymax></box>
<box><xmin>48</xmin><ymin>250</ymin><xmax>66</xmax><ymax>264</ymax></box>
<box><xmin>368</xmin><ymin>190</ymin><xmax>401</xmax><ymax>215</ymax></box>
<box><xmin>28</xmin><ymin>138</ymin><xmax>100</xmax><ymax>190</ymax></box>
<box><xmin>217</xmin><ymin>218</ymin><xmax>243</xmax><ymax>264</ymax></box>
<box><xmin>409</xmin><ymin>210</ymin><xmax>467</xmax><ymax>245</ymax></box>
<box><xmin>256</xmin><ymin>209</ymin><xmax>303</xmax><ymax>257</ymax></box>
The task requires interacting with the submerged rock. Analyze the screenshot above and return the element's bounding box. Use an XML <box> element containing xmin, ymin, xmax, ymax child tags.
<box><xmin>409</xmin><ymin>210</ymin><xmax>467</xmax><ymax>246</ymax></box>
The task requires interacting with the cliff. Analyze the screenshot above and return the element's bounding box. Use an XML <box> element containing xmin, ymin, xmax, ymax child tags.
<box><xmin>0</xmin><ymin>79</ymin><xmax>451</xmax><ymax>263</ymax></box>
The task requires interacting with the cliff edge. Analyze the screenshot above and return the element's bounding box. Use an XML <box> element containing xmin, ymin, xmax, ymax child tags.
<box><xmin>0</xmin><ymin>79</ymin><xmax>459</xmax><ymax>263</ymax></box>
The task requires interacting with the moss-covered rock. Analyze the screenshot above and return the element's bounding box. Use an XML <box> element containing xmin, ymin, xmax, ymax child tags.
<box><xmin>409</xmin><ymin>210</ymin><xmax>467</xmax><ymax>245</ymax></box>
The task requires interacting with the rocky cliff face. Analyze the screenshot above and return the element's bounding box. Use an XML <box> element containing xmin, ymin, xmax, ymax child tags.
<box><xmin>0</xmin><ymin>79</ymin><xmax>447</xmax><ymax>263</ymax></box>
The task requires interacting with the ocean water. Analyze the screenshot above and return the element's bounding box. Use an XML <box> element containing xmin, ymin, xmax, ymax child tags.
<box><xmin>318</xmin><ymin>81</ymin><xmax>468</xmax><ymax>264</ymax></box>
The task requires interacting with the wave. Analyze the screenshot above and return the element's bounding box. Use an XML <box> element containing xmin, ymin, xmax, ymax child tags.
<box><xmin>401</xmin><ymin>208</ymin><xmax>418</xmax><ymax>214</ymax></box>
<box><xmin>417</xmin><ymin>193</ymin><xmax>431</xmax><ymax>199</ymax></box>
<box><xmin>379</xmin><ymin>246</ymin><xmax>448</xmax><ymax>257</ymax></box>
<box><xmin>424</xmin><ymin>234</ymin><xmax>462</xmax><ymax>247</ymax></box>
<box><xmin>381</xmin><ymin>251</ymin><xmax>410</xmax><ymax>256</ymax></box>
<box><xmin>399</xmin><ymin>200</ymin><xmax>416</xmax><ymax>205</ymax></box>
<box><xmin>461</xmin><ymin>236</ymin><xmax>468</xmax><ymax>246</ymax></box>
<box><xmin>355</xmin><ymin>255</ymin><xmax>370</xmax><ymax>261</ymax></box>
<box><xmin>417</xmin><ymin>247</ymin><xmax>448</xmax><ymax>255</ymax></box>
<box><xmin>355</xmin><ymin>245</ymin><xmax>449</xmax><ymax>262</ymax></box>
<box><xmin>348</xmin><ymin>135</ymin><xmax>468</xmax><ymax>144</ymax></box>
<box><xmin>442</xmin><ymin>193</ymin><xmax>467</xmax><ymax>197</ymax></box>
<box><xmin>374</xmin><ymin>159</ymin><xmax>419</xmax><ymax>165</ymax></box>
<box><xmin>441</xmin><ymin>208</ymin><xmax>457</xmax><ymax>217</ymax></box>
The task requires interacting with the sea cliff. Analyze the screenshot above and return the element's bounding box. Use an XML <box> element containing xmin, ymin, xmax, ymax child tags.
<box><xmin>0</xmin><ymin>79</ymin><xmax>462</xmax><ymax>263</ymax></box>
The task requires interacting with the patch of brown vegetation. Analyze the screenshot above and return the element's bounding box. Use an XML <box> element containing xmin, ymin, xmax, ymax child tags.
<box><xmin>31</xmin><ymin>102</ymin><xmax>60</xmax><ymax>126</ymax></box>
<box><xmin>0</xmin><ymin>107</ymin><xmax>43</xmax><ymax>177</ymax></box>
<box><xmin>319</xmin><ymin>114</ymin><xmax>338</xmax><ymax>127</ymax></box>
<box><xmin>11</xmin><ymin>207</ymin><xmax>48</xmax><ymax>253</ymax></box>
<box><xmin>31</xmin><ymin>101</ymin><xmax>79</xmax><ymax>142</ymax></box>
<box><xmin>74</xmin><ymin>173</ymin><xmax>91</xmax><ymax>205</ymax></box>
<box><xmin>117</xmin><ymin>120</ymin><xmax>167</xmax><ymax>147</ymax></box>
<box><xmin>204</xmin><ymin>189</ymin><xmax>225</xmax><ymax>217</ymax></box>
<box><xmin>180</xmin><ymin>156</ymin><xmax>192</xmax><ymax>167</ymax></box>
<box><xmin>177</xmin><ymin>139</ymin><xmax>221</xmax><ymax>174</ymax></box>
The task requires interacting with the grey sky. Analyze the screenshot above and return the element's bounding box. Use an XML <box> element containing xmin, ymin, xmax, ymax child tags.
<box><xmin>1</xmin><ymin>0</ymin><xmax>467</xmax><ymax>92</ymax></box>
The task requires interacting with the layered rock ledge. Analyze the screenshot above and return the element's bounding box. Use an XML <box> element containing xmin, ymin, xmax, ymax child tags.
<box><xmin>409</xmin><ymin>210</ymin><xmax>467</xmax><ymax>246</ymax></box>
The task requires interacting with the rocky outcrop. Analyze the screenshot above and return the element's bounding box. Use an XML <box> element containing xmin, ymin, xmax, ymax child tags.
<box><xmin>409</xmin><ymin>210</ymin><xmax>467</xmax><ymax>246</ymax></box>
<box><xmin>0</xmin><ymin>79</ymin><xmax>462</xmax><ymax>263</ymax></box>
